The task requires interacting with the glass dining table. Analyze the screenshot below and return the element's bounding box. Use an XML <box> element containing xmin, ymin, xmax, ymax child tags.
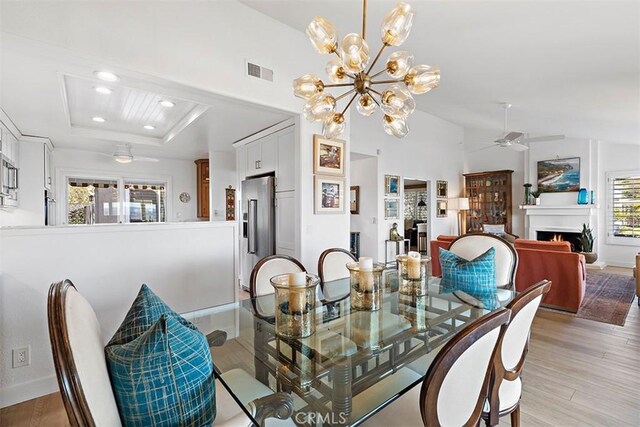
<box><xmin>187</xmin><ymin>272</ymin><xmax>513</xmax><ymax>426</ymax></box>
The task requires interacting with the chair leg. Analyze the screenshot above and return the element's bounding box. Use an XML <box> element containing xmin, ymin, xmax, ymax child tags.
<box><xmin>510</xmin><ymin>406</ymin><xmax>520</xmax><ymax>427</ymax></box>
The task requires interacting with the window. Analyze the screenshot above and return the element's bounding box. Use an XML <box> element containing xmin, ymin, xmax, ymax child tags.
<box><xmin>66</xmin><ymin>176</ymin><xmax>167</xmax><ymax>224</ymax></box>
<box><xmin>404</xmin><ymin>189</ymin><xmax>428</xmax><ymax>221</ymax></box>
<box><xmin>607</xmin><ymin>171</ymin><xmax>640</xmax><ymax>243</ymax></box>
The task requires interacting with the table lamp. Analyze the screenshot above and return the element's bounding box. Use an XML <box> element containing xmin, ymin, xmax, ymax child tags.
<box><xmin>457</xmin><ymin>197</ymin><xmax>469</xmax><ymax>235</ymax></box>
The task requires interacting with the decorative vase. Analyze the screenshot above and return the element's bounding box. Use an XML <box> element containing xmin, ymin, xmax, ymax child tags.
<box><xmin>581</xmin><ymin>252</ymin><xmax>598</xmax><ymax>264</ymax></box>
<box><xmin>590</xmin><ymin>190</ymin><xmax>595</xmax><ymax>204</ymax></box>
<box><xmin>577</xmin><ymin>188</ymin><xmax>589</xmax><ymax>205</ymax></box>
<box><xmin>347</xmin><ymin>261</ymin><xmax>385</xmax><ymax>311</ymax></box>
<box><xmin>271</xmin><ymin>273</ymin><xmax>319</xmax><ymax>338</ymax></box>
<box><xmin>524</xmin><ymin>186</ymin><xmax>532</xmax><ymax>205</ymax></box>
<box><xmin>535</xmin><ymin>198</ymin><xmax>541</xmax><ymax>205</ymax></box>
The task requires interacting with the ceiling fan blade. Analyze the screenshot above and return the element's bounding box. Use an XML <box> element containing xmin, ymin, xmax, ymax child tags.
<box><xmin>507</xmin><ymin>143</ymin><xmax>529</xmax><ymax>152</ymax></box>
<box><xmin>133</xmin><ymin>156</ymin><xmax>160</xmax><ymax>163</ymax></box>
<box><xmin>524</xmin><ymin>134</ymin><xmax>565</xmax><ymax>143</ymax></box>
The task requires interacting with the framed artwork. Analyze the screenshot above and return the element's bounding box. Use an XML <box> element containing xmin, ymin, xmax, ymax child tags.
<box><xmin>315</xmin><ymin>176</ymin><xmax>345</xmax><ymax>214</ymax></box>
<box><xmin>436</xmin><ymin>180</ymin><xmax>448</xmax><ymax>198</ymax></box>
<box><xmin>537</xmin><ymin>157</ymin><xmax>580</xmax><ymax>193</ymax></box>
<box><xmin>314</xmin><ymin>135</ymin><xmax>345</xmax><ymax>176</ymax></box>
<box><xmin>385</xmin><ymin>175</ymin><xmax>400</xmax><ymax>197</ymax></box>
<box><xmin>350</xmin><ymin>186</ymin><xmax>360</xmax><ymax>214</ymax></box>
<box><xmin>436</xmin><ymin>200</ymin><xmax>447</xmax><ymax>217</ymax></box>
<box><xmin>384</xmin><ymin>198</ymin><xmax>399</xmax><ymax>219</ymax></box>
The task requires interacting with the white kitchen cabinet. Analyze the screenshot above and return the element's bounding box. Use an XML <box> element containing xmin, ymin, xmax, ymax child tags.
<box><xmin>276</xmin><ymin>127</ymin><xmax>295</xmax><ymax>192</ymax></box>
<box><xmin>246</xmin><ymin>134</ymin><xmax>276</xmax><ymax>175</ymax></box>
<box><xmin>44</xmin><ymin>143</ymin><xmax>52</xmax><ymax>190</ymax></box>
<box><xmin>1</xmin><ymin>125</ymin><xmax>19</xmax><ymax>165</ymax></box>
<box><xmin>275</xmin><ymin>191</ymin><xmax>296</xmax><ymax>256</ymax></box>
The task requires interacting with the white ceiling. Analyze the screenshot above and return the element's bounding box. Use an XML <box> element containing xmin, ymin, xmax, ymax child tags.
<box><xmin>1</xmin><ymin>35</ymin><xmax>291</xmax><ymax>160</ymax></box>
<box><xmin>241</xmin><ymin>0</ymin><xmax>640</xmax><ymax>145</ymax></box>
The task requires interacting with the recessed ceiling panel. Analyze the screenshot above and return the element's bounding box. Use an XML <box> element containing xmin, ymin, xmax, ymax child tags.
<box><xmin>63</xmin><ymin>74</ymin><xmax>206</xmax><ymax>141</ymax></box>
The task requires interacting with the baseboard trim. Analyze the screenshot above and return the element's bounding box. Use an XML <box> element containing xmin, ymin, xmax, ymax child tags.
<box><xmin>0</xmin><ymin>375</ymin><xmax>59</xmax><ymax>409</ymax></box>
<box><xmin>604</xmin><ymin>260</ymin><xmax>635</xmax><ymax>269</ymax></box>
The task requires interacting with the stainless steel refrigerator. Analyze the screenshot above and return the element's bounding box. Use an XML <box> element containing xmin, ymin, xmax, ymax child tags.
<box><xmin>240</xmin><ymin>175</ymin><xmax>275</xmax><ymax>290</ymax></box>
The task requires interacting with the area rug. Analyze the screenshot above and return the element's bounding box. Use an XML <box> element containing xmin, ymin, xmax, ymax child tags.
<box><xmin>576</xmin><ymin>271</ymin><xmax>636</xmax><ymax>326</ymax></box>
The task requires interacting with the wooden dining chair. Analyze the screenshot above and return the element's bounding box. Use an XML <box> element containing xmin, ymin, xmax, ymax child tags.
<box><xmin>317</xmin><ymin>248</ymin><xmax>356</xmax><ymax>300</ymax></box>
<box><xmin>363</xmin><ymin>308</ymin><xmax>511</xmax><ymax>427</ymax></box>
<box><xmin>483</xmin><ymin>279</ymin><xmax>552</xmax><ymax>427</ymax></box>
<box><xmin>249</xmin><ymin>254</ymin><xmax>306</xmax><ymax>298</ymax></box>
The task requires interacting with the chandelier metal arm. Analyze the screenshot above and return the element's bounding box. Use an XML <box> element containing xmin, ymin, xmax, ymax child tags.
<box><xmin>370</xmin><ymin>78</ymin><xmax>404</xmax><ymax>85</ymax></box>
<box><xmin>366</xmin><ymin>90</ymin><xmax>381</xmax><ymax>106</ymax></box>
<box><xmin>366</xmin><ymin>43</ymin><xmax>388</xmax><ymax>74</ymax></box>
<box><xmin>369</xmin><ymin>69</ymin><xmax>388</xmax><ymax>79</ymax></box>
<box><xmin>368</xmin><ymin>88</ymin><xmax>384</xmax><ymax>97</ymax></box>
<box><xmin>342</xmin><ymin>94</ymin><xmax>358</xmax><ymax>115</ymax></box>
<box><xmin>324</xmin><ymin>82</ymin><xmax>355</xmax><ymax>88</ymax></box>
<box><xmin>362</xmin><ymin>0</ymin><xmax>367</xmax><ymax>40</ymax></box>
<box><xmin>335</xmin><ymin>88</ymin><xmax>356</xmax><ymax>102</ymax></box>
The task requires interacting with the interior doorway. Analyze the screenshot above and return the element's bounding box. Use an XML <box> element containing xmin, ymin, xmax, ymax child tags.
<box><xmin>403</xmin><ymin>178</ymin><xmax>429</xmax><ymax>254</ymax></box>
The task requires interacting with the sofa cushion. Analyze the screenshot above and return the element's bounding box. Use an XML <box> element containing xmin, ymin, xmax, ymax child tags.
<box><xmin>439</xmin><ymin>247</ymin><xmax>498</xmax><ymax>309</ymax></box>
<box><xmin>106</xmin><ymin>313</ymin><xmax>216</xmax><ymax>426</ymax></box>
<box><xmin>514</xmin><ymin>239</ymin><xmax>571</xmax><ymax>253</ymax></box>
<box><xmin>108</xmin><ymin>284</ymin><xmax>194</xmax><ymax>347</ymax></box>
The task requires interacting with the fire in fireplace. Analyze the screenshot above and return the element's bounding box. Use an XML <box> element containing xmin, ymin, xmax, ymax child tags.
<box><xmin>536</xmin><ymin>230</ymin><xmax>582</xmax><ymax>252</ymax></box>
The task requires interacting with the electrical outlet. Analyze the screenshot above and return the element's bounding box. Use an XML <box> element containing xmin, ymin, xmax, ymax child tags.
<box><xmin>12</xmin><ymin>346</ymin><xmax>30</xmax><ymax>368</ymax></box>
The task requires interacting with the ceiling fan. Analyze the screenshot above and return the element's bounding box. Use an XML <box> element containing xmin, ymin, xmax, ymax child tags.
<box><xmin>99</xmin><ymin>144</ymin><xmax>159</xmax><ymax>163</ymax></box>
<box><xmin>472</xmin><ymin>103</ymin><xmax>565</xmax><ymax>152</ymax></box>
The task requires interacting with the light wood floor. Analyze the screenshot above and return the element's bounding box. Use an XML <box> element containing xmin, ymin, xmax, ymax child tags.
<box><xmin>2</xmin><ymin>267</ymin><xmax>638</xmax><ymax>426</ymax></box>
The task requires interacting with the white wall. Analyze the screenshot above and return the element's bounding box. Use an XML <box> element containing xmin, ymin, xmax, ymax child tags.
<box><xmin>350</xmin><ymin>110</ymin><xmax>465</xmax><ymax>262</ymax></box>
<box><xmin>350</xmin><ymin>156</ymin><xmax>378</xmax><ymax>259</ymax></box>
<box><xmin>0</xmin><ymin>222</ymin><xmax>237</xmax><ymax>408</ymax></box>
<box><xmin>51</xmin><ymin>148</ymin><xmax>198</xmax><ymax>222</ymax></box>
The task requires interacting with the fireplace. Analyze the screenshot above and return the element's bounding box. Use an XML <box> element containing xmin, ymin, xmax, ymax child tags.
<box><xmin>536</xmin><ymin>230</ymin><xmax>582</xmax><ymax>252</ymax></box>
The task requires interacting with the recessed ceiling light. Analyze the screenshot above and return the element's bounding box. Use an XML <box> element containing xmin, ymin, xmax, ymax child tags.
<box><xmin>94</xmin><ymin>86</ymin><xmax>113</xmax><ymax>95</ymax></box>
<box><xmin>92</xmin><ymin>116</ymin><xmax>106</xmax><ymax>123</ymax></box>
<box><xmin>159</xmin><ymin>100</ymin><xmax>175</xmax><ymax>108</ymax></box>
<box><xmin>94</xmin><ymin>71</ymin><xmax>119</xmax><ymax>82</ymax></box>
<box><xmin>143</xmin><ymin>125</ymin><xmax>155</xmax><ymax>130</ymax></box>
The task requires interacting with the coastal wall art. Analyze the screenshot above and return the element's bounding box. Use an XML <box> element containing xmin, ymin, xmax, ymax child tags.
<box><xmin>537</xmin><ymin>157</ymin><xmax>580</xmax><ymax>193</ymax></box>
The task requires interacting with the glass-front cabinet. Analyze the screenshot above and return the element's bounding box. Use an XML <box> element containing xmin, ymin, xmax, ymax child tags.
<box><xmin>463</xmin><ymin>170</ymin><xmax>513</xmax><ymax>233</ymax></box>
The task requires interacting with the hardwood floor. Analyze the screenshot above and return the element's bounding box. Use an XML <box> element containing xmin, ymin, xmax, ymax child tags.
<box><xmin>1</xmin><ymin>268</ymin><xmax>638</xmax><ymax>426</ymax></box>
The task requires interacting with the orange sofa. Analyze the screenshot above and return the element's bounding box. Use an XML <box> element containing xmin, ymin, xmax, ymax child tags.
<box><xmin>430</xmin><ymin>235</ymin><xmax>457</xmax><ymax>277</ymax></box>
<box><xmin>514</xmin><ymin>240</ymin><xmax>586</xmax><ymax>313</ymax></box>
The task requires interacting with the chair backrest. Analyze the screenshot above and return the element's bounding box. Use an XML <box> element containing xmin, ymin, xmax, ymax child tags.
<box><xmin>249</xmin><ymin>255</ymin><xmax>306</xmax><ymax>298</ymax></box>
<box><xmin>419</xmin><ymin>308</ymin><xmax>511</xmax><ymax>427</ymax></box>
<box><xmin>318</xmin><ymin>248</ymin><xmax>357</xmax><ymax>284</ymax></box>
<box><xmin>47</xmin><ymin>280</ymin><xmax>122</xmax><ymax>427</ymax></box>
<box><xmin>449</xmin><ymin>233</ymin><xmax>517</xmax><ymax>289</ymax></box>
<box><xmin>486</xmin><ymin>280</ymin><xmax>551</xmax><ymax>425</ymax></box>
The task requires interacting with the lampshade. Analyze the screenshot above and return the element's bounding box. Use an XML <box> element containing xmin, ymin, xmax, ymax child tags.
<box><xmin>458</xmin><ymin>197</ymin><xmax>470</xmax><ymax>210</ymax></box>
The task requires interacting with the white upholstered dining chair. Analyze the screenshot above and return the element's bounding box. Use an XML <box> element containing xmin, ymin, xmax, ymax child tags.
<box><xmin>47</xmin><ymin>280</ymin><xmax>294</xmax><ymax>427</ymax></box>
<box><xmin>249</xmin><ymin>255</ymin><xmax>306</xmax><ymax>298</ymax></box>
<box><xmin>317</xmin><ymin>248</ymin><xmax>356</xmax><ymax>300</ymax></box>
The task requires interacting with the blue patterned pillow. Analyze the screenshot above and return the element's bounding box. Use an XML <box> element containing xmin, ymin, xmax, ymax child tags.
<box><xmin>107</xmin><ymin>284</ymin><xmax>194</xmax><ymax>347</ymax></box>
<box><xmin>439</xmin><ymin>247</ymin><xmax>498</xmax><ymax>309</ymax></box>
<box><xmin>105</xmin><ymin>313</ymin><xmax>216</xmax><ymax>426</ymax></box>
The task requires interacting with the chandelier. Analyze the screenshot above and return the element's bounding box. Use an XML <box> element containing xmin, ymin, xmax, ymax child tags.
<box><xmin>293</xmin><ymin>0</ymin><xmax>440</xmax><ymax>139</ymax></box>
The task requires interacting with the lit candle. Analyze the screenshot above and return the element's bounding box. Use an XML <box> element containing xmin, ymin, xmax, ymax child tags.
<box><xmin>289</xmin><ymin>272</ymin><xmax>307</xmax><ymax>314</ymax></box>
<box><xmin>407</xmin><ymin>251</ymin><xmax>421</xmax><ymax>280</ymax></box>
<box><xmin>358</xmin><ymin>257</ymin><xmax>374</xmax><ymax>292</ymax></box>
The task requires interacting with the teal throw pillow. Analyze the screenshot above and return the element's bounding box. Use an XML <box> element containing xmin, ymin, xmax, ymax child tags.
<box><xmin>439</xmin><ymin>247</ymin><xmax>498</xmax><ymax>309</ymax></box>
<box><xmin>107</xmin><ymin>284</ymin><xmax>194</xmax><ymax>347</ymax></box>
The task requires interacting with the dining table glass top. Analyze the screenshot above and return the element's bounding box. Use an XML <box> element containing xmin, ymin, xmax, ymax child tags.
<box><xmin>188</xmin><ymin>272</ymin><xmax>514</xmax><ymax>426</ymax></box>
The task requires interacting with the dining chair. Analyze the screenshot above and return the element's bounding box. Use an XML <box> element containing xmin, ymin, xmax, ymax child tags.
<box><xmin>448</xmin><ymin>233</ymin><xmax>518</xmax><ymax>302</ymax></box>
<box><xmin>317</xmin><ymin>247</ymin><xmax>356</xmax><ymax>300</ymax></box>
<box><xmin>483</xmin><ymin>279</ymin><xmax>552</xmax><ymax>427</ymax></box>
<box><xmin>249</xmin><ymin>254</ymin><xmax>306</xmax><ymax>298</ymax></box>
<box><xmin>47</xmin><ymin>279</ymin><xmax>293</xmax><ymax>427</ymax></box>
<box><xmin>362</xmin><ymin>308</ymin><xmax>511</xmax><ymax>427</ymax></box>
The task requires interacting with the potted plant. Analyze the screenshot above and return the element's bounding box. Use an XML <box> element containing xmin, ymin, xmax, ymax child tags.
<box><xmin>578</xmin><ymin>223</ymin><xmax>597</xmax><ymax>264</ymax></box>
<box><xmin>523</xmin><ymin>183</ymin><xmax>532</xmax><ymax>205</ymax></box>
<box><xmin>531</xmin><ymin>190</ymin><xmax>541</xmax><ymax>205</ymax></box>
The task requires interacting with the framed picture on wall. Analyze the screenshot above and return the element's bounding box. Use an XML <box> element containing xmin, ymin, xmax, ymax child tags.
<box><xmin>314</xmin><ymin>135</ymin><xmax>345</xmax><ymax>176</ymax></box>
<box><xmin>537</xmin><ymin>157</ymin><xmax>580</xmax><ymax>192</ymax></box>
<box><xmin>436</xmin><ymin>200</ymin><xmax>447</xmax><ymax>217</ymax></box>
<box><xmin>436</xmin><ymin>180</ymin><xmax>448</xmax><ymax>198</ymax></box>
<box><xmin>384</xmin><ymin>198</ymin><xmax>399</xmax><ymax>219</ymax></box>
<box><xmin>315</xmin><ymin>176</ymin><xmax>345</xmax><ymax>214</ymax></box>
<box><xmin>385</xmin><ymin>175</ymin><xmax>400</xmax><ymax>197</ymax></box>
<box><xmin>350</xmin><ymin>186</ymin><xmax>360</xmax><ymax>214</ymax></box>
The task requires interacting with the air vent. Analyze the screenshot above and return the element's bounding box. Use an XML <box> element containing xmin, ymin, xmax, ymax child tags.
<box><xmin>247</xmin><ymin>61</ymin><xmax>274</xmax><ymax>82</ymax></box>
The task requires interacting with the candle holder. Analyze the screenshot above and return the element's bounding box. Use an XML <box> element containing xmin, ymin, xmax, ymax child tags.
<box><xmin>398</xmin><ymin>293</ymin><xmax>428</xmax><ymax>332</ymax></box>
<box><xmin>346</xmin><ymin>262</ymin><xmax>385</xmax><ymax>311</ymax></box>
<box><xmin>396</xmin><ymin>255</ymin><xmax>431</xmax><ymax>296</ymax></box>
<box><xmin>270</xmin><ymin>273</ymin><xmax>319</xmax><ymax>339</ymax></box>
<box><xmin>350</xmin><ymin>310</ymin><xmax>383</xmax><ymax>350</ymax></box>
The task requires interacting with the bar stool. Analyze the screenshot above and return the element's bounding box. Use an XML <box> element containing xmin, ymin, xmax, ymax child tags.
<box><xmin>417</xmin><ymin>223</ymin><xmax>428</xmax><ymax>254</ymax></box>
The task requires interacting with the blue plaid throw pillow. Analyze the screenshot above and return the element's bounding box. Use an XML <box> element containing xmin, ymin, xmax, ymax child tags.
<box><xmin>105</xmin><ymin>285</ymin><xmax>216</xmax><ymax>426</ymax></box>
<box><xmin>439</xmin><ymin>247</ymin><xmax>498</xmax><ymax>309</ymax></box>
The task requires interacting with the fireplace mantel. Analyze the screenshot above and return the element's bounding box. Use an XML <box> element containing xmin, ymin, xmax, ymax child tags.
<box><xmin>521</xmin><ymin>205</ymin><xmax>599</xmax><ymax>216</ymax></box>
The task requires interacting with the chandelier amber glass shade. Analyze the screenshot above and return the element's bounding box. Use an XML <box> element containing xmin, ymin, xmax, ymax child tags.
<box><xmin>306</xmin><ymin>16</ymin><xmax>338</xmax><ymax>54</ymax></box>
<box><xmin>294</xmin><ymin>1</ymin><xmax>439</xmax><ymax>138</ymax></box>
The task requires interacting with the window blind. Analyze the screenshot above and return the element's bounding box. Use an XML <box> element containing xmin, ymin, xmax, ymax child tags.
<box><xmin>609</xmin><ymin>174</ymin><xmax>640</xmax><ymax>239</ymax></box>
